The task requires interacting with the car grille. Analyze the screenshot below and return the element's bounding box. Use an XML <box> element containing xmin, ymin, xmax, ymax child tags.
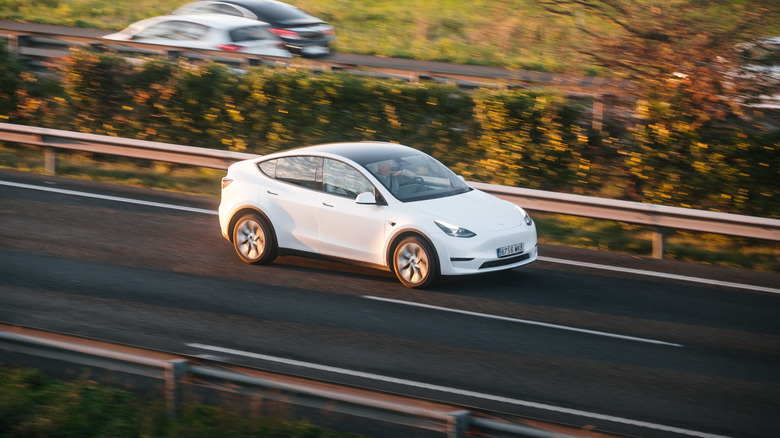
<box><xmin>479</xmin><ymin>252</ymin><xmax>531</xmax><ymax>269</ymax></box>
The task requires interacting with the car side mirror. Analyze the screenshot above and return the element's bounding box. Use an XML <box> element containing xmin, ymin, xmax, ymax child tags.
<box><xmin>355</xmin><ymin>191</ymin><xmax>377</xmax><ymax>204</ymax></box>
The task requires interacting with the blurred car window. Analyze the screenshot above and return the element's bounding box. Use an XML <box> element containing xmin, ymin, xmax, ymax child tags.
<box><xmin>230</xmin><ymin>25</ymin><xmax>275</xmax><ymax>42</ymax></box>
<box><xmin>134</xmin><ymin>20</ymin><xmax>208</xmax><ymax>41</ymax></box>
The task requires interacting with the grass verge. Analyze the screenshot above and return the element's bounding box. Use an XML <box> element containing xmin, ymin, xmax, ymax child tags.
<box><xmin>2</xmin><ymin>142</ymin><xmax>777</xmax><ymax>273</ymax></box>
<box><xmin>0</xmin><ymin>365</ymin><xmax>362</xmax><ymax>437</ymax></box>
<box><xmin>535</xmin><ymin>213</ymin><xmax>779</xmax><ymax>273</ymax></box>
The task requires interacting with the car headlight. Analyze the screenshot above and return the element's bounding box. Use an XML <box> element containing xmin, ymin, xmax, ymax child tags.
<box><xmin>515</xmin><ymin>205</ymin><xmax>533</xmax><ymax>226</ymax></box>
<box><xmin>435</xmin><ymin>220</ymin><xmax>476</xmax><ymax>238</ymax></box>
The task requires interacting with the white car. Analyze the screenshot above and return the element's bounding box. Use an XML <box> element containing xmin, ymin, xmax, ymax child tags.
<box><xmin>171</xmin><ymin>0</ymin><xmax>335</xmax><ymax>57</ymax></box>
<box><xmin>219</xmin><ymin>142</ymin><xmax>538</xmax><ymax>288</ymax></box>
<box><xmin>103</xmin><ymin>14</ymin><xmax>292</xmax><ymax>58</ymax></box>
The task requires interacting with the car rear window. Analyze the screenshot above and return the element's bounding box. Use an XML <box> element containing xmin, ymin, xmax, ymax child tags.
<box><xmin>230</xmin><ymin>25</ymin><xmax>274</xmax><ymax>42</ymax></box>
<box><xmin>261</xmin><ymin>156</ymin><xmax>318</xmax><ymax>189</ymax></box>
<box><xmin>253</xmin><ymin>2</ymin><xmax>313</xmax><ymax>22</ymax></box>
<box><xmin>258</xmin><ymin>159</ymin><xmax>276</xmax><ymax>177</ymax></box>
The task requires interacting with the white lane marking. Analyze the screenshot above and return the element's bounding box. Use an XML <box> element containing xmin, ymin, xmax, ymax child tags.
<box><xmin>363</xmin><ymin>295</ymin><xmax>682</xmax><ymax>347</ymax></box>
<box><xmin>186</xmin><ymin>343</ymin><xmax>730</xmax><ymax>438</ymax></box>
<box><xmin>3</xmin><ymin>180</ymin><xmax>775</xmax><ymax>295</ymax></box>
<box><xmin>0</xmin><ymin>180</ymin><xmax>217</xmax><ymax>215</ymax></box>
<box><xmin>539</xmin><ymin>256</ymin><xmax>780</xmax><ymax>295</ymax></box>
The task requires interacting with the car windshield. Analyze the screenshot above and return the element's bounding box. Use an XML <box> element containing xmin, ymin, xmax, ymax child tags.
<box><xmin>364</xmin><ymin>152</ymin><xmax>472</xmax><ymax>202</ymax></box>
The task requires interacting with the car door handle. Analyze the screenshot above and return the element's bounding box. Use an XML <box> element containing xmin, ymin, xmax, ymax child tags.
<box><xmin>322</xmin><ymin>202</ymin><xmax>334</xmax><ymax>208</ymax></box>
<box><xmin>267</xmin><ymin>190</ymin><xmax>278</xmax><ymax>196</ymax></box>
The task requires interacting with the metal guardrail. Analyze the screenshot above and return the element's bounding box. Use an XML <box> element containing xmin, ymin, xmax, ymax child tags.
<box><xmin>0</xmin><ymin>327</ymin><xmax>574</xmax><ymax>438</ymax></box>
<box><xmin>0</xmin><ymin>122</ymin><xmax>258</xmax><ymax>169</ymax></box>
<box><xmin>1</xmin><ymin>122</ymin><xmax>779</xmax><ymax>259</ymax></box>
<box><xmin>469</xmin><ymin>182</ymin><xmax>780</xmax><ymax>257</ymax></box>
<box><xmin>1</xmin><ymin>31</ymin><xmax>293</xmax><ymax>72</ymax></box>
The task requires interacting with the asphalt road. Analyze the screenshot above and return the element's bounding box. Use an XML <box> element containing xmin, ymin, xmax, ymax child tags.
<box><xmin>1</xmin><ymin>168</ymin><xmax>779</xmax><ymax>438</ymax></box>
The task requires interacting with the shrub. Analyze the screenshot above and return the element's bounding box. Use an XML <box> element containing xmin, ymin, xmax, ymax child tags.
<box><xmin>5</xmin><ymin>47</ymin><xmax>778</xmax><ymax>218</ymax></box>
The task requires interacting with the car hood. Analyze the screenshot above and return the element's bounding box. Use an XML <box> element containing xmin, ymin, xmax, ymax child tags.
<box><xmin>405</xmin><ymin>189</ymin><xmax>524</xmax><ymax>232</ymax></box>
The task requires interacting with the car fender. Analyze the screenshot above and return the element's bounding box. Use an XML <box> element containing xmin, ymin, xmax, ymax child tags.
<box><xmin>224</xmin><ymin>204</ymin><xmax>276</xmax><ymax>244</ymax></box>
<box><xmin>384</xmin><ymin>225</ymin><xmax>440</xmax><ymax>273</ymax></box>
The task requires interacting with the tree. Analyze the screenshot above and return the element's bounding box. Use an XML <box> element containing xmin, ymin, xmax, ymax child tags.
<box><xmin>537</xmin><ymin>0</ymin><xmax>780</xmax><ymax>215</ymax></box>
<box><xmin>539</xmin><ymin>0</ymin><xmax>779</xmax><ymax>118</ymax></box>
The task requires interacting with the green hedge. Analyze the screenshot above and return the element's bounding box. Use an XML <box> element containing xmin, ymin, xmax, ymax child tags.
<box><xmin>3</xmin><ymin>47</ymin><xmax>777</xmax><ymax>218</ymax></box>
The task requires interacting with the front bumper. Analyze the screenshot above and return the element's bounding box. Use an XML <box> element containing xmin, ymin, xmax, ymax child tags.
<box><xmin>435</xmin><ymin>225</ymin><xmax>538</xmax><ymax>275</ymax></box>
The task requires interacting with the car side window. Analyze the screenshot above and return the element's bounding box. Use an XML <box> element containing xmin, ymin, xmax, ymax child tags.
<box><xmin>181</xmin><ymin>4</ymin><xmax>247</xmax><ymax>17</ymax></box>
<box><xmin>135</xmin><ymin>21</ymin><xmax>207</xmax><ymax>41</ymax></box>
<box><xmin>134</xmin><ymin>22</ymin><xmax>175</xmax><ymax>39</ymax></box>
<box><xmin>257</xmin><ymin>159</ymin><xmax>276</xmax><ymax>177</ymax></box>
<box><xmin>273</xmin><ymin>156</ymin><xmax>318</xmax><ymax>189</ymax></box>
<box><xmin>322</xmin><ymin>159</ymin><xmax>374</xmax><ymax>199</ymax></box>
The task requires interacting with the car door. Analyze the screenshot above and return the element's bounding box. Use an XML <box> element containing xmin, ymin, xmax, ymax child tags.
<box><xmin>259</xmin><ymin>155</ymin><xmax>321</xmax><ymax>253</ymax></box>
<box><xmin>317</xmin><ymin>158</ymin><xmax>388</xmax><ymax>266</ymax></box>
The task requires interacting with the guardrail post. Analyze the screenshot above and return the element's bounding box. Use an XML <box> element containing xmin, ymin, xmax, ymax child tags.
<box><xmin>8</xmin><ymin>34</ymin><xmax>31</xmax><ymax>56</ymax></box>
<box><xmin>165</xmin><ymin>359</ymin><xmax>189</xmax><ymax>419</ymax></box>
<box><xmin>89</xmin><ymin>42</ymin><xmax>107</xmax><ymax>53</ymax></box>
<box><xmin>446</xmin><ymin>410</ymin><xmax>471</xmax><ymax>438</ymax></box>
<box><xmin>652</xmin><ymin>226</ymin><xmax>665</xmax><ymax>259</ymax></box>
<box><xmin>167</xmin><ymin>50</ymin><xmax>182</xmax><ymax>61</ymax></box>
<box><xmin>44</xmin><ymin>147</ymin><xmax>57</xmax><ymax>175</ymax></box>
<box><xmin>592</xmin><ymin>97</ymin><xmax>604</xmax><ymax>132</ymax></box>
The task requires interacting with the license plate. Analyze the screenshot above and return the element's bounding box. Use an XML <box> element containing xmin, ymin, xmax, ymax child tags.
<box><xmin>497</xmin><ymin>242</ymin><xmax>524</xmax><ymax>258</ymax></box>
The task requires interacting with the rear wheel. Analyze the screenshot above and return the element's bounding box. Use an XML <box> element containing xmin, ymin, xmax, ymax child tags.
<box><xmin>232</xmin><ymin>213</ymin><xmax>277</xmax><ymax>264</ymax></box>
<box><xmin>393</xmin><ymin>236</ymin><xmax>439</xmax><ymax>289</ymax></box>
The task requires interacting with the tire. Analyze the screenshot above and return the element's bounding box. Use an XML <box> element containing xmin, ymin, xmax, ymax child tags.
<box><xmin>392</xmin><ymin>236</ymin><xmax>439</xmax><ymax>289</ymax></box>
<box><xmin>232</xmin><ymin>213</ymin><xmax>277</xmax><ymax>264</ymax></box>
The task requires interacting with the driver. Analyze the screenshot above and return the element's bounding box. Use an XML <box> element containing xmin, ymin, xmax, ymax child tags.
<box><xmin>376</xmin><ymin>160</ymin><xmax>416</xmax><ymax>193</ymax></box>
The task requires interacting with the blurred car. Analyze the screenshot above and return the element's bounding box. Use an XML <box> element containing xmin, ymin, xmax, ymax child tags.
<box><xmin>172</xmin><ymin>0</ymin><xmax>335</xmax><ymax>57</ymax></box>
<box><xmin>103</xmin><ymin>14</ymin><xmax>292</xmax><ymax>58</ymax></box>
<box><xmin>731</xmin><ymin>37</ymin><xmax>780</xmax><ymax>109</ymax></box>
<box><xmin>219</xmin><ymin>142</ymin><xmax>538</xmax><ymax>288</ymax></box>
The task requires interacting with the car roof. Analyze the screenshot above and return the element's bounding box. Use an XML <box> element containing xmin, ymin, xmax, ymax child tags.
<box><xmin>267</xmin><ymin>142</ymin><xmax>423</xmax><ymax>165</ymax></box>
<box><xmin>212</xmin><ymin>0</ymin><xmax>306</xmax><ymax>12</ymax></box>
<box><xmin>189</xmin><ymin>0</ymin><xmax>323</xmax><ymax>25</ymax></box>
<box><xmin>150</xmin><ymin>13</ymin><xmax>271</xmax><ymax>29</ymax></box>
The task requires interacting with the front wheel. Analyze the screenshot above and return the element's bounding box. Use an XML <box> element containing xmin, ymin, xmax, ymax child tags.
<box><xmin>392</xmin><ymin>236</ymin><xmax>439</xmax><ymax>289</ymax></box>
<box><xmin>232</xmin><ymin>213</ymin><xmax>277</xmax><ymax>264</ymax></box>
